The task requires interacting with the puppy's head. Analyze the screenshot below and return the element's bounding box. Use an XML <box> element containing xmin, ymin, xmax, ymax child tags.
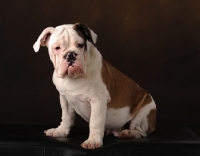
<box><xmin>33</xmin><ymin>23</ymin><xmax>97</xmax><ymax>78</ymax></box>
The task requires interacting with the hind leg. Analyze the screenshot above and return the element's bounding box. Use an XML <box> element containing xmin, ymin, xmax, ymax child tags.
<box><xmin>119</xmin><ymin>101</ymin><xmax>156</xmax><ymax>139</ymax></box>
<box><xmin>119</xmin><ymin>127</ymin><xmax>147</xmax><ymax>139</ymax></box>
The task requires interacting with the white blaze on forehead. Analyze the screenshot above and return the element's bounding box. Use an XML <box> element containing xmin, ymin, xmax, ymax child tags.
<box><xmin>48</xmin><ymin>26</ymin><xmax>66</xmax><ymax>47</ymax></box>
<box><xmin>48</xmin><ymin>25</ymin><xmax>84</xmax><ymax>48</ymax></box>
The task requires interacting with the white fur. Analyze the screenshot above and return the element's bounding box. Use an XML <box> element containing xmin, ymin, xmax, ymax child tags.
<box><xmin>129</xmin><ymin>98</ymin><xmax>156</xmax><ymax>137</ymax></box>
<box><xmin>105</xmin><ymin>107</ymin><xmax>132</xmax><ymax>131</ymax></box>
<box><xmin>33</xmin><ymin>24</ymin><xmax>156</xmax><ymax>150</ymax></box>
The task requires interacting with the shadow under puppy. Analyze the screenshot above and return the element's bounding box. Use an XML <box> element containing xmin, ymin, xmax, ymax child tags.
<box><xmin>33</xmin><ymin>23</ymin><xmax>157</xmax><ymax>150</ymax></box>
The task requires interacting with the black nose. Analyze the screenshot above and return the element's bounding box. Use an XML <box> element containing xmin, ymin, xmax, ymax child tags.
<box><xmin>64</xmin><ymin>52</ymin><xmax>78</xmax><ymax>66</ymax></box>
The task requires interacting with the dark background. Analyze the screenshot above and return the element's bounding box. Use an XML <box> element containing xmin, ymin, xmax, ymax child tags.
<box><xmin>0</xmin><ymin>0</ymin><xmax>199</xmax><ymax>135</ymax></box>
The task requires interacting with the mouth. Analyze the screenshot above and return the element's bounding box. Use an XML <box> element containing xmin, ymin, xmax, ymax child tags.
<box><xmin>66</xmin><ymin>64</ymin><xmax>83</xmax><ymax>78</ymax></box>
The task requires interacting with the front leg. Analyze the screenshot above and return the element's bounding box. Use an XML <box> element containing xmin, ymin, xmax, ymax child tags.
<box><xmin>81</xmin><ymin>97</ymin><xmax>107</xmax><ymax>150</ymax></box>
<box><xmin>45</xmin><ymin>95</ymin><xmax>76</xmax><ymax>137</ymax></box>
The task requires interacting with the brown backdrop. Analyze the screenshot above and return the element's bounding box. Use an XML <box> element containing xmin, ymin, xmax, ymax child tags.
<box><xmin>0</xmin><ymin>0</ymin><xmax>200</xmax><ymax>135</ymax></box>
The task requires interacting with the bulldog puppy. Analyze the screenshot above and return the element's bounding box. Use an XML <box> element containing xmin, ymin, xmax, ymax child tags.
<box><xmin>33</xmin><ymin>23</ymin><xmax>157</xmax><ymax>150</ymax></box>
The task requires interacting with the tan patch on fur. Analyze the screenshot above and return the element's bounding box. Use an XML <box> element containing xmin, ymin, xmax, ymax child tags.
<box><xmin>101</xmin><ymin>60</ymin><xmax>151</xmax><ymax>117</ymax></box>
<box><xmin>143</xmin><ymin>94</ymin><xmax>153</xmax><ymax>106</ymax></box>
<box><xmin>147</xmin><ymin>109</ymin><xmax>157</xmax><ymax>135</ymax></box>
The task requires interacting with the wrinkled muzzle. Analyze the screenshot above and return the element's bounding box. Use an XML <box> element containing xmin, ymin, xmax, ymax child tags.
<box><xmin>56</xmin><ymin>52</ymin><xmax>85</xmax><ymax>78</ymax></box>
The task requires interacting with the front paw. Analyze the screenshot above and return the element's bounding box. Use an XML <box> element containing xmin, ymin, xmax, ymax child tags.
<box><xmin>44</xmin><ymin>128</ymin><xmax>69</xmax><ymax>137</ymax></box>
<box><xmin>81</xmin><ymin>138</ymin><xmax>103</xmax><ymax>150</ymax></box>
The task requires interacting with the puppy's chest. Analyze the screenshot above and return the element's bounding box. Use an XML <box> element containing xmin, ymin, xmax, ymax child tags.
<box><xmin>66</xmin><ymin>93</ymin><xmax>91</xmax><ymax>122</ymax></box>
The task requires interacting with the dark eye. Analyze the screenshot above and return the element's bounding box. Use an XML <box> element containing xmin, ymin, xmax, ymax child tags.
<box><xmin>78</xmin><ymin>43</ymin><xmax>84</xmax><ymax>49</ymax></box>
<box><xmin>55</xmin><ymin>46</ymin><xmax>61</xmax><ymax>51</ymax></box>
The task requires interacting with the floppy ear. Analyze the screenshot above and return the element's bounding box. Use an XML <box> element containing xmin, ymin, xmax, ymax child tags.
<box><xmin>33</xmin><ymin>27</ymin><xmax>55</xmax><ymax>52</ymax></box>
<box><xmin>73</xmin><ymin>23</ymin><xmax>97</xmax><ymax>45</ymax></box>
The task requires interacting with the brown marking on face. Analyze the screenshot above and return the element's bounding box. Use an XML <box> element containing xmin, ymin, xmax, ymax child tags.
<box><xmin>146</xmin><ymin>109</ymin><xmax>157</xmax><ymax>135</ymax></box>
<box><xmin>73</xmin><ymin>23</ymin><xmax>95</xmax><ymax>50</ymax></box>
<box><xmin>101</xmin><ymin>59</ymin><xmax>150</xmax><ymax>117</ymax></box>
